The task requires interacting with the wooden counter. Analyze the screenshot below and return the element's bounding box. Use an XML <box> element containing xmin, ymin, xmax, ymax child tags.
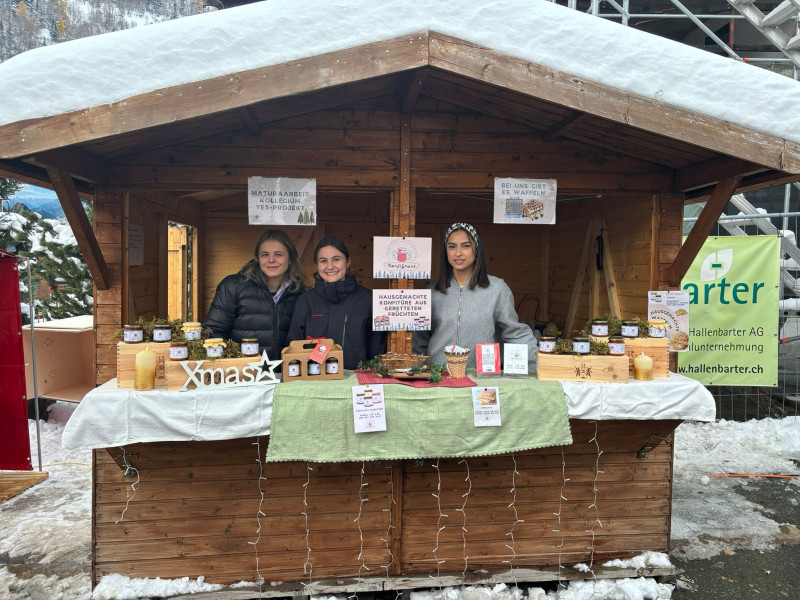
<box><xmin>93</xmin><ymin>418</ymin><xmax>680</xmax><ymax>594</ymax></box>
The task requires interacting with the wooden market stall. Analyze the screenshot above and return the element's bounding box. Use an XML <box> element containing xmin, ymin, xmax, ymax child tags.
<box><xmin>2</xmin><ymin>2</ymin><xmax>800</xmax><ymax>595</ymax></box>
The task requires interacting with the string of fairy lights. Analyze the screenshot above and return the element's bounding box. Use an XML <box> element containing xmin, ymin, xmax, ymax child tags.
<box><xmin>248</xmin><ymin>438</ymin><xmax>266</xmax><ymax>588</ymax></box>
<box><xmin>114</xmin><ymin>447</ymin><xmax>139</xmax><ymax>524</ymax></box>
<box><xmin>456</xmin><ymin>458</ymin><xmax>472</xmax><ymax>579</ymax></box>
<box><xmin>502</xmin><ymin>453</ymin><xmax>524</xmax><ymax>588</ymax></box>
<box><xmin>233</xmin><ymin>431</ymin><xmax>608</xmax><ymax>596</ymax></box>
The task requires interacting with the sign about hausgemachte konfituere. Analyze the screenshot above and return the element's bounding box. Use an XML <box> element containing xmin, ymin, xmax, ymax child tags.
<box><xmin>248</xmin><ymin>177</ymin><xmax>317</xmax><ymax>226</ymax></box>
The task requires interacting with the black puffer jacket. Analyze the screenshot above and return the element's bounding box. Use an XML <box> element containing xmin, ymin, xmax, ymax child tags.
<box><xmin>203</xmin><ymin>273</ymin><xmax>302</xmax><ymax>360</ymax></box>
<box><xmin>287</xmin><ymin>275</ymin><xmax>386</xmax><ymax>370</ymax></box>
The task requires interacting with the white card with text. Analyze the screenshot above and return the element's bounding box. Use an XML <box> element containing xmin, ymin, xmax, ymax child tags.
<box><xmin>352</xmin><ymin>384</ymin><xmax>387</xmax><ymax>433</ymax></box>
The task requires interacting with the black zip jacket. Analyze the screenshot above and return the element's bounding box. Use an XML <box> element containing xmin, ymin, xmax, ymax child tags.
<box><xmin>203</xmin><ymin>273</ymin><xmax>301</xmax><ymax>360</ymax></box>
<box><xmin>286</xmin><ymin>274</ymin><xmax>386</xmax><ymax>370</ymax></box>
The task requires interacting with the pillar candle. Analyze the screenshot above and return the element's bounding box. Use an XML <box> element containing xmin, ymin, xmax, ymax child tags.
<box><xmin>633</xmin><ymin>352</ymin><xmax>653</xmax><ymax>381</ymax></box>
<box><xmin>134</xmin><ymin>345</ymin><xmax>156</xmax><ymax>391</ymax></box>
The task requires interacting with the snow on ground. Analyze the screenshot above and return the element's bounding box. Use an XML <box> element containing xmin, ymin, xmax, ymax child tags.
<box><xmin>1</xmin><ymin>411</ymin><xmax>799</xmax><ymax>599</ymax></box>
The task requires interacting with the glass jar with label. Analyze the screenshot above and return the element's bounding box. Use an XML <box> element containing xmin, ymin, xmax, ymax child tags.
<box><xmin>325</xmin><ymin>356</ymin><xmax>339</xmax><ymax>374</ymax></box>
<box><xmin>240</xmin><ymin>338</ymin><xmax>259</xmax><ymax>356</ymax></box>
<box><xmin>169</xmin><ymin>341</ymin><xmax>188</xmax><ymax>361</ymax></box>
<box><xmin>152</xmin><ymin>325</ymin><xmax>172</xmax><ymax>342</ymax></box>
<box><xmin>287</xmin><ymin>360</ymin><xmax>301</xmax><ymax>377</ymax></box>
<box><xmin>123</xmin><ymin>324</ymin><xmax>144</xmax><ymax>343</ymax></box>
<box><xmin>181</xmin><ymin>321</ymin><xmax>203</xmax><ymax>341</ymax></box>
<box><xmin>621</xmin><ymin>320</ymin><xmax>639</xmax><ymax>338</ymax></box>
<box><xmin>591</xmin><ymin>319</ymin><xmax>609</xmax><ymax>337</ymax></box>
<box><xmin>608</xmin><ymin>336</ymin><xmax>626</xmax><ymax>355</ymax></box>
<box><xmin>572</xmin><ymin>336</ymin><xmax>590</xmax><ymax>355</ymax></box>
<box><xmin>538</xmin><ymin>336</ymin><xmax>556</xmax><ymax>353</ymax></box>
<box><xmin>307</xmin><ymin>360</ymin><xmax>321</xmax><ymax>376</ymax></box>
<box><xmin>647</xmin><ymin>319</ymin><xmax>667</xmax><ymax>338</ymax></box>
<box><xmin>203</xmin><ymin>338</ymin><xmax>226</xmax><ymax>358</ymax></box>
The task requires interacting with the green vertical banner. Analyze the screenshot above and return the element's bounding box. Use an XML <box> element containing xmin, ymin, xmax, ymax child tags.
<box><xmin>678</xmin><ymin>236</ymin><xmax>779</xmax><ymax>386</ymax></box>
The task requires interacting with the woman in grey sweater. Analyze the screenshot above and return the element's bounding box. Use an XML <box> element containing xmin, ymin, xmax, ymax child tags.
<box><xmin>413</xmin><ymin>222</ymin><xmax>538</xmax><ymax>372</ymax></box>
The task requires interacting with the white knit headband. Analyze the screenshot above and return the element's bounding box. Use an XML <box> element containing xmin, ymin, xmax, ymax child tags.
<box><xmin>445</xmin><ymin>222</ymin><xmax>479</xmax><ymax>247</ymax></box>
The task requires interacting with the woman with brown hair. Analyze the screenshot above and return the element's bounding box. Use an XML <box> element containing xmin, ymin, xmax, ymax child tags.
<box><xmin>204</xmin><ymin>229</ymin><xmax>308</xmax><ymax>359</ymax></box>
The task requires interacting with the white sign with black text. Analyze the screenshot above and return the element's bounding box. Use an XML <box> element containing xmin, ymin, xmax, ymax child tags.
<box><xmin>494</xmin><ymin>177</ymin><xmax>557</xmax><ymax>225</ymax></box>
<box><xmin>352</xmin><ymin>384</ymin><xmax>387</xmax><ymax>433</ymax></box>
<box><xmin>248</xmin><ymin>177</ymin><xmax>316</xmax><ymax>226</ymax></box>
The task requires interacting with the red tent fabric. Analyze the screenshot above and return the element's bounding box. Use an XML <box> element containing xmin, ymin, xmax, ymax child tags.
<box><xmin>0</xmin><ymin>255</ymin><xmax>32</xmax><ymax>470</ymax></box>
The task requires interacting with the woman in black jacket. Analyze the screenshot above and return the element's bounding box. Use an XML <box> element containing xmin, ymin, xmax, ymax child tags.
<box><xmin>203</xmin><ymin>229</ymin><xmax>308</xmax><ymax>360</ymax></box>
<box><xmin>287</xmin><ymin>236</ymin><xmax>386</xmax><ymax>370</ymax></box>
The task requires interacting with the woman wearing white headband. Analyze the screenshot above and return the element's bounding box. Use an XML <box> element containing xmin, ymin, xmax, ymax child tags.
<box><xmin>413</xmin><ymin>222</ymin><xmax>538</xmax><ymax>371</ymax></box>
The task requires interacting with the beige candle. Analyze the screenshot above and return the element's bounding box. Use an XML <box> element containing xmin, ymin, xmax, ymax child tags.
<box><xmin>134</xmin><ymin>345</ymin><xmax>156</xmax><ymax>391</ymax></box>
<box><xmin>633</xmin><ymin>352</ymin><xmax>653</xmax><ymax>381</ymax></box>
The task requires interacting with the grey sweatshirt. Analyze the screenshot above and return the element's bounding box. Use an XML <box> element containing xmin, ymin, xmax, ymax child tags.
<box><xmin>413</xmin><ymin>275</ymin><xmax>538</xmax><ymax>372</ymax></box>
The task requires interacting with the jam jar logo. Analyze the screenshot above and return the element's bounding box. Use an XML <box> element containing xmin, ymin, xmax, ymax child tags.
<box><xmin>699</xmin><ymin>249</ymin><xmax>733</xmax><ymax>281</ymax></box>
<box><xmin>684</xmin><ymin>247</ymin><xmax>765</xmax><ymax>305</ymax></box>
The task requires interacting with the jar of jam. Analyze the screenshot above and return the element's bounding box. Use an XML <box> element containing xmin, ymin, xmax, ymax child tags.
<box><xmin>572</xmin><ymin>337</ymin><xmax>590</xmax><ymax>355</ymax></box>
<box><xmin>123</xmin><ymin>324</ymin><xmax>144</xmax><ymax>343</ymax></box>
<box><xmin>307</xmin><ymin>360</ymin><xmax>321</xmax><ymax>376</ymax></box>
<box><xmin>608</xmin><ymin>336</ymin><xmax>626</xmax><ymax>355</ymax></box>
<box><xmin>240</xmin><ymin>338</ymin><xmax>259</xmax><ymax>356</ymax></box>
<box><xmin>538</xmin><ymin>336</ymin><xmax>556</xmax><ymax>353</ymax></box>
<box><xmin>203</xmin><ymin>338</ymin><xmax>226</xmax><ymax>358</ymax></box>
<box><xmin>621</xmin><ymin>320</ymin><xmax>639</xmax><ymax>338</ymax></box>
<box><xmin>152</xmin><ymin>325</ymin><xmax>172</xmax><ymax>342</ymax></box>
<box><xmin>181</xmin><ymin>321</ymin><xmax>202</xmax><ymax>341</ymax></box>
<box><xmin>591</xmin><ymin>319</ymin><xmax>609</xmax><ymax>337</ymax></box>
<box><xmin>287</xmin><ymin>360</ymin><xmax>301</xmax><ymax>377</ymax></box>
<box><xmin>169</xmin><ymin>341</ymin><xmax>188</xmax><ymax>361</ymax></box>
<box><xmin>325</xmin><ymin>356</ymin><xmax>339</xmax><ymax>374</ymax></box>
<box><xmin>647</xmin><ymin>319</ymin><xmax>667</xmax><ymax>338</ymax></box>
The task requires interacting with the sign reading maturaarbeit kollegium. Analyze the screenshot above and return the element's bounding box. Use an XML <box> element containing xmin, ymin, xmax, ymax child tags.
<box><xmin>248</xmin><ymin>177</ymin><xmax>317</xmax><ymax>226</ymax></box>
<box><xmin>493</xmin><ymin>178</ymin><xmax>557</xmax><ymax>224</ymax></box>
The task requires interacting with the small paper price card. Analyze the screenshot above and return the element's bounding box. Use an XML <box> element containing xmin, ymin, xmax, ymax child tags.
<box><xmin>352</xmin><ymin>384</ymin><xmax>387</xmax><ymax>433</ymax></box>
<box><xmin>472</xmin><ymin>386</ymin><xmax>501</xmax><ymax>427</ymax></box>
<box><xmin>503</xmin><ymin>343</ymin><xmax>528</xmax><ymax>375</ymax></box>
<box><xmin>476</xmin><ymin>343</ymin><xmax>500</xmax><ymax>374</ymax></box>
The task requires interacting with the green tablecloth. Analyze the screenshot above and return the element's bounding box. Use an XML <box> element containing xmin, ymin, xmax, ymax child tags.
<box><xmin>266</xmin><ymin>372</ymin><xmax>571</xmax><ymax>462</ymax></box>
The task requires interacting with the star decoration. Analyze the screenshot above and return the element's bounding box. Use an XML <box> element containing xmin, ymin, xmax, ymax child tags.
<box><xmin>256</xmin><ymin>349</ymin><xmax>282</xmax><ymax>383</ymax></box>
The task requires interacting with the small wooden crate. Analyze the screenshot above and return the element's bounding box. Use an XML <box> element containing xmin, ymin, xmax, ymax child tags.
<box><xmin>116</xmin><ymin>342</ymin><xmax>170</xmax><ymax>388</ymax></box>
<box><xmin>537</xmin><ymin>352</ymin><xmax>628</xmax><ymax>382</ymax></box>
<box><xmin>281</xmin><ymin>338</ymin><xmax>343</xmax><ymax>381</ymax></box>
<box><xmin>163</xmin><ymin>356</ymin><xmax>261</xmax><ymax>390</ymax></box>
<box><xmin>624</xmin><ymin>337</ymin><xmax>669</xmax><ymax>378</ymax></box>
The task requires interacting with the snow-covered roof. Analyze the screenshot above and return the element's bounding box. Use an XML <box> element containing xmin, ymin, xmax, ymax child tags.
<box><xmin>1</xmin><ymin>0</ymin><xmax>799</xmax><ymax>146</ymax></box>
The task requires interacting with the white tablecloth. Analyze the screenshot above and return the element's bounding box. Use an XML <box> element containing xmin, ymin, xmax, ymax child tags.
<box><xmin>62</xmin><ymin>373</ymin><xmax>716</xmax><ymax>450</ymax></box>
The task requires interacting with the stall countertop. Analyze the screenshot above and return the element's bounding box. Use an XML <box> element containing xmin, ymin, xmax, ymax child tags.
<box><xmin>62</xmin><ymin>372</ymin><xmax>715</xmax><ymax>451</ymax></box>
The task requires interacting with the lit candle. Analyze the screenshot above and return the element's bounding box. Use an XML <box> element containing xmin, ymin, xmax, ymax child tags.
<box><xmin>633</xmin><ymin>352</ymin><xmax>653</xmax><ymax>381</ymax></box>
<box><xmin>134</xmin><ymin>345</ymin><xmax>156</xmax><ymax>391</ymax></box>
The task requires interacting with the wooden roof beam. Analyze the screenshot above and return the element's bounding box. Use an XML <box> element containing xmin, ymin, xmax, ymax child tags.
<box><xmin>543</xmin><ymin>112</ymin><xmax>589</xmax><ymax>141</ymax></box>
<box><xmin>685</xmin><ymin>170</ymin><xmax>800</xmax><ymax>203</ymax></box>
<box><xmin>46</xmin><ymin>167</ymin><xmax>111</xmax><ymax>290</ymax></box>
<box><xmin>0</xmin><ymin>159</ymin><xmax>94</xmax><ymax>197</ymax></box>
<box><xmin>27</xmin><ymin>147</ymin><xmax>111</xmax><ymax>185</ymax></box>
<box><xmin>675</xmin><ymin>156</ymin><xmax>763</xmax><ymax>192</ymax></box>
<box><xmin>668</xmin><ymin>175</ymin><xmax>741</xmax><ymax>286</ymax></box>
<box><xmin>399</xmin><ymin>69</ymin><xmax>428</xmax><ymax>113</ymax></box>
<box><xmin>238</xmin><ymin>107</ymin><xmax>261</xmax><ymax>136</ymax></box>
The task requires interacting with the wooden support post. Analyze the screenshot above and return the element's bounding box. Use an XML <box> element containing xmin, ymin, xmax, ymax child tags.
<box><xmin>389</xmin><ymin>115</ymin><xmax>415</xmax><ymax>354</ymax></box>
<box><xmin>93</xmin><ymin>186</ymin><xmax>125</xmax><ymax>385</ymax></box>
<box><xmin>46</xmin><ymin>168</ymin><xmax>111</xmax><ymax>290</ymax></box>
<box><xmin>669</xmin><ymin>176</ymin><xmax>741</xmax><ymax>286</ymax></box>
<box><xmin>564</xmin><ymin>219</ymin><xmax>598</xmax><ymax>336</ymax></box>
<box><xmin>539</xmin><ymin>228</ymin><xmax>550</xmax><ymax>322</ymax></box>
<box><xmin>600</xmin><ymin>220</ymin><xmax>621</xmax><ymax>317</ymax></box>
<box><xmin>389</xmin><ymin>461</ymin><xmax>404</xmax><ymax>575</ymax></box>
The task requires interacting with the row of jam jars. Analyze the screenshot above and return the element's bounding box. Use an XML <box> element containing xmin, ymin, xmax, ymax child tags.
<box><xmin>286</xmin><ymin>357</ymin><xmax>340</xmax><ymax>377</ymax></box>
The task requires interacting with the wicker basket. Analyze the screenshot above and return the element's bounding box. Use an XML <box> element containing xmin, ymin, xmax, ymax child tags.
<box><xmin>444</xmin><ymin>350</ymin><xmax>470</xmax><ymax>378</ymax></box>
<box><xmin>379</xmin><ymin>353</ymin><xmax>429</xmax><ymax>372</ymax></box>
